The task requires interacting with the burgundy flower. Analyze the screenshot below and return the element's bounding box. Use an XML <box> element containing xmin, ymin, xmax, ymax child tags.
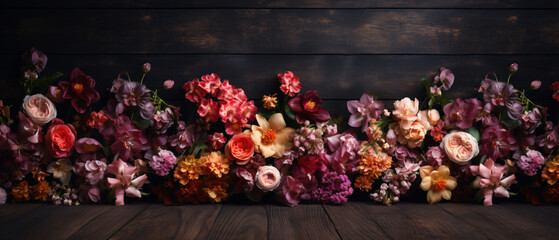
<box><xmin>551</xmin><ymin>82</ymin><xmax>559</xmax><ymax>102</ymax></box>
<box><xmin>288</xmin><ymin>90</ymin><xmax>330</xmax><ymax>124</ymax></box>
<box><xmin>111</xmin><ymin>78</ymin><xmax>154</xmax><ymax>120</ymax></box>
<box><xmin>480</xmin><ymin>125</ymin><xmax>514</xmax><ymax>160</ymax></box>
<box><xmin>482</xmin><ymin>79</ymin><xmax>522</xmax><ymax>120</ymax></box>
<box><xmin>110</xmin><ymin>116</ymin><xmax>147</xmax><ymax>161</ymax></box>
<box><xmin>443</xmin><ymin>98</ymin><xmax>482</xmax><ymax>130</ymax></box>
<box><xmin>520</xmin><ymin>108</ymin><xmax>542</xmax><ymax>134</ymax></box>
<box><xmin>58</xmin><ymin>68</ymin><xmax>100</xmax><ymax>114</ymax></box>
<box><xmin>169</xmin><ymin>121</ymin><xmax>198</xmax><ymax>152</ymax></box>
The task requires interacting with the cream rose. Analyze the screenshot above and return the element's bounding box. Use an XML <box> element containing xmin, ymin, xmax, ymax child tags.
<box><xmin>255</xmin><ymin>166</ymin><xmax>281</xmax><ymax>192</ymax></box>
<box><xmin>441</xmin><ymin>131</ymin><xmax>479</xmax><ymax>165</ymax></box>
<box><xmin>418</xmin><ymin>109</ymin><xmax>440</xmax><ymax>129</ymax></box>
<box><xmin>402</xmin><ymin>120</ymin><xmax>428</xmax><ymax>149</ymax></box>
<box><xmin>22</xmin><ymin>94</ymin><xmax>57</xmax><ymax>126</ymax></box>
<box><xmin>392</xmin><ymin>97</ymin><xmax>419</xmax><ymax>122</ymax></box>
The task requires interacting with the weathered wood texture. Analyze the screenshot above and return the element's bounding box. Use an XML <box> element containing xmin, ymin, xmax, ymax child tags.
<box><xmin>2</xmin><ymin>0</ymin><xmax>558</xmax><ymax>9</ymax></box>
<box><xmin>2</xmin><ymin>10</ymin><xmax>559</xmax><ymax>55</ymax></box>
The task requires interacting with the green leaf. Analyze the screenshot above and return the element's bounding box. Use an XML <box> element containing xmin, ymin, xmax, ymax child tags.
<box><xmin>284</xmin><ymin>103</ymin><xmax>296</xmax><ymax>121</ymax></box>
<box><xmin>428</xmin><ymin>98</ymin><xmax>434</xmax><ymax>109</ymax></box>
<box><xmin>466</xmin><ymin>127</ymin><xmax>481</xmax><ymax>141</ymax></box>
<box><xmin>440</xmin><ymin>98</ymin><xmax>454</xmax><ymax>107</ymax></box>
<box><xmin>420</xmin><ymin>78</ymin><xmax>432</xmax><ymax>97</ymax></box>
<box><xmin>33</xmin><ymin>72</ymin><xmax>64</xmax><ymax>93</ymax></box>
<box><xmin>500</xmin><ymin>115</ymin><xmax>520</xmax><ymax>129</ymax></box>
<box><xmin>134</xmin><ymin>118</ymin><xmax>151</xmax><ymax>129</ymax></box>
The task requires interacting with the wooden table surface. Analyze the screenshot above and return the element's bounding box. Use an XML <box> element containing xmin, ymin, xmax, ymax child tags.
<box><xmin>1</xmin><ymin>201</ymin><xmax>558</xmax><ymax>240</ymax></box>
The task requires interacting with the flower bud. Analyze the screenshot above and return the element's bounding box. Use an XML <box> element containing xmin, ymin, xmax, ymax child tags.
<box><xmin>142</xmin><ymin>62</ymin><xmax>151</xmax><ymax>73</ymax></box>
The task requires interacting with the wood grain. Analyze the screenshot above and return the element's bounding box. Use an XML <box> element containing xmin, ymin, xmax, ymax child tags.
<box><xmin>67</xmin><ymin>203</ymin><xmax>149</xmax><ymax>240</ymax></box>
<box><xmin>1</xmin><ymin>204</ymin><xmax>112</xmax><ymax>240</ymax></box>
<box><xmin>2</xmin><ymin>10</ymin><xmax>559</xmax><ymax>55</ymax></box>
<box><xmin>2</xmin><ymin>0</ymin><xmax>558</xmax><ymax>9</ymax></box>
<box><xmin>0</xmin><ymin>203</ymin><xmax>41</xmax><ymax>219</ymax></box>
<box><xmin>267</xmin><ymin>204</ymin><xmax>340</xmax><ymax>240</ymax></box>
<box><xmin>494</xmin><ymin>203</ymin><xmax>559</xmax><ymax>229</ymax></box>
<box><xmin>205</xmin><ymin>204</ymin><xmax>267</xmax><ymax>240</ymax></box>
<box><xmin>109</xmin><ymin>204</ymin><xmax>222</xmax><ymax>240</ymax></box>
<box><xmin>396</xmin><ymin>202</ymin><xmax>487</xmax><ymax>239</ymax></box>
<box><xmin>1</xmin><ymin>54</ymin><xmax>557</xmax><ymax>101</ymax></box>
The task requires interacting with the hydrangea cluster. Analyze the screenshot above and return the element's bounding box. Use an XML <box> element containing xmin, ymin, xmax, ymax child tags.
<box><xmin>293</xmin><ymin>121</ymin><xmax>326</xmax><ymax>155</ymax></box>
<box><xmin>311</xmin><ymin>171</ymin><xmax>354</xmax><ymax>205</ymax></box>
<box><xmin>517</xmin><ymin>150</ymin><xmax>545</xmax><ymax>176</ymax></box>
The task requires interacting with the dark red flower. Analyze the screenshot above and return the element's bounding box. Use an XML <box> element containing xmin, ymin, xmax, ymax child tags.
<box><xmin>288</xmin><ymin>90</ymin><xmax>330</xmax><ymax>124</ymax></box>
<box><xmin>297</xmin><ymin>155</ymin><xmax>322</xmax><ymax>175</ymax></box>
<box><xmin>551</xmin><ymin>81</ymin><xmax>559</xmax><ymax>102</ymax></box>
<box><xmin>59</xmin><ymin>68</ymin><xmax>100</xmax><ymax>114</ymax></box>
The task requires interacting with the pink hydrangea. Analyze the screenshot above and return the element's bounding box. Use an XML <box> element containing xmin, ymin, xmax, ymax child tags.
<box><xmin>517</xmin><ymin>150</ymin><xmax>545</xmax><ymax>176</ymax></box>
<box><xmin>278</xmin><ymin>71</ymin><xmax>302</xmax><ymax>97</ymax></box>
<box><xmin>425</xmin><ymin>146</ymin><xmax>446</xmax><ymax>167</ymax></box>
<box><xmin>146</xmin><ymin>149</ymin><xmax>177</xmax><ymax>176</ymax></box>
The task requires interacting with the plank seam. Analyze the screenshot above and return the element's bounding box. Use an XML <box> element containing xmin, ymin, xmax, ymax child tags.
<box><xmin>436</xmin><ymin>205</ymin><xmax>492</xmax><ymax>240</ymax></box>
<box><xmin>320</xmin><ymin>204</ymin><xmax>344</xmax><ymax>240</ymax></box>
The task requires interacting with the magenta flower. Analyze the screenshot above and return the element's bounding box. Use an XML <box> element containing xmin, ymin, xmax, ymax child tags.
<box><xmin>279</xmin><ymin>176</ymin><xmax>303</xmax><ymax>207</ymax></box>
<box><xmin>481</xmin><ymin>79</ymin><xmax>522</xmax><ymax>120</ymax></box>
<box><xmin>111</xmin><ymin>78</ymin><xmax>154</xmax><ymax>120</ymax></box>
<box><xmin>151</xmin><ymin>107</ymin><xmax>174</xmax><ymax>134</ymax></box>
<box><xmin>530</xmin><ymin>80</ymin><xmax>541</xmax><ymax>90</ymax></box>
<box><xmin>278</xmin><ymin>71</ymin><xmax>302</xmax><ymax>97</ymax></box>
<box><xmin>470</xmin><ymin>159</ymin><xmax>516</xmax><ymax>206</ymax></box>
<box><xmin>288</xmin><ymin>90</ymin><xmax>331</xmax><ymax>124</ymax></box>
<box><xmin>537</xmin><ymin>121</ymin><xmax>559</xmax><ymax>152</ymax></box>
<box><xmin>443</xmin><ymin>98</ymin><xmax>482</xmax><ymax>129</ymax></box>
<box><xmin>480</xmin><ymin>125</ymin><xmax>514</xmax><ymax>160</ymax></box>
<box><xmin>169</xmin><ymin>121</ymin><xmax>198</xmax><ymax>152</ymax></box>
<box><xmin>22</xmin><ymin>48</ymin><xmax>48</xmax><ymax>73</ymax></box>
<box><xmin>111</xmin><ymin>117</ymin><xmax>147</xmax><ymax>161</ymax></box>
<box><xmin>163</xmin><ymin>80</ymin><xmax>175</xmax><ymax>89</ymax></box>
<box><xmin>425</xmin><ymin>146</ymin><xmax>446</xmax><ymax>167</ymax></box>
<box><xmin>58</xmin><ymin>68</ymin><xmax>100</xmax><ymax>114</ymax></box>
<box><xmin>520</xmin><ymin>108</ymin><xmax>542</xmax><ymax>135</ymax></box>
<box><xmin>199</xmin><ymin>73</ymin><xmax>221</xmax><ymax>97</ymax></box>
<box><xmin>517</xmin><ymin>150</ymin><xmax>545</xmax><ymax>176</ymax></box>
<box><xmin>347</xmin><ymin>93</ymin><xmax>385</xmax><ymax>132</ymax></box>
<box><xmin>311</xmin><ymin>171</ymin><xmax>353</xmax><ymax>205</ymax></box>
<box><xmin>434</xmin><ymin>67</ymin><xmax>455</xmax><ymax>90</ymax></box>
<box><xmin>106</xmin><ymin>159</ymin><xmax>149</xmax><ymax>206</ymax></box>
<box><xmin>323</xmin><ymin>132</ymin><xmax>360</xmax><ymax>174</ymax></box>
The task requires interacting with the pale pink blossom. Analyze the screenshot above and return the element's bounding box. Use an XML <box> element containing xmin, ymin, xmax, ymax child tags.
<box><xmin>470</xmin><ymin>159</ymin><xmax>516</xmax><ymax>206</ymax></box>
<box><xmin>106</xmin><ymin>159</ymin><xmax>149</xmax><ymax>206</ymax></box>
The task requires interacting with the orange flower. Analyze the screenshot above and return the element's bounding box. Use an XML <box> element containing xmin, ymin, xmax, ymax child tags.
<box><xmin>175</xmin><ymin>180</ymin><xmax>205</xmax><ymax>204</ymax></box>
<box><xmin>30</xmin><ymin>180</ymin><xmax>51</xmax><ymax>202</ymax></box>
<box><xmin>202</xmin><ymin>151</ymin><xmax>230</xmax><ymax>178</ymax></box>
<box><xmin>11</xmin><ymin>181</ymin><xmax>30</xmax><ymax>202</ymax></box>
<box><xmin>262</xmin><ymin>94</ymin><xmax>278</xmax><ymax>109</ymax></box>
<box><xmin>354</xmin><ymin>175</ymin><xmax>374</xmax><ymax>191</ymax></box>
<box><xmin>355</xmin><ymin>151</ymin><xmax>392</xmax><ymax>191</ymax></box>
<box><xmin>174</xmin><ymin>155</ymin><xmax>206</xmax><ymax>185</ymax></box>
<box><xmin>542</xmin><ymin>155</ymin><xmax>559</xmax><ymax>185</ymax></box>
<box><xmin>203</xmin><ymin>178</ymin><xmax>229</xmax><ymax>203</ymax></box>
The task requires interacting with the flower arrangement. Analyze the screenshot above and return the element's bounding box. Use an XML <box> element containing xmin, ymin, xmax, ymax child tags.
<box><xmin>0</xmin><ymin>49</ymin><xmax>558</xmax><ymax>207</ymax></box>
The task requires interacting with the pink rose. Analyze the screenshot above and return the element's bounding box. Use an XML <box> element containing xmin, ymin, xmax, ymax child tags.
<box><xmin>255</xmin><ymin>166</ymin><xmax>281</xmax><ymax>192</ymax></box>
<box><xmin>225</xmin><ymin>133</ymin><xmax>255</xmax><ymax>165</ymax></box>
<box><xmin>45</xmin><ymin>119</ymin><xmax>77</xmax><ymax>158</ymax></box>
<box><xmin>441</xmin><ymin>131</ymin><xmax>479</xmax><ymax>165</ymax></box>
<box><xmin>22</xmin><ymin>94</ymin><xmax>57</xmax><ymax>126</ymax></box>
<box><xmin>392</xmin><ymin>97</ymin><xmax>419</xmax><ymax>123</ymax></box>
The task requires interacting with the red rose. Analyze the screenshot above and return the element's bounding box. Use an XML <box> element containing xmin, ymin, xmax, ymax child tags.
<box><xmin>45</xmin><ymin>118</ymin><xmax>77</xmax><ymax>158</ymax></box>
<box><xmin>225</xmin><ymin>134</ymin><xmax>254</xmax><ymax>165</ymax></box>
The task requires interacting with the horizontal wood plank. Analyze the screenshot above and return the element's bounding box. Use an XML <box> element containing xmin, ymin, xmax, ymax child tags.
<box><xmin>206</xmin><ymin>204</ymin><xmax>267</xmax><ymax>240</ymax></box>
<box><xmin>1</xmin><ymin>54</ymin><xmax>557</xmax><ymax>102</ymax></box>
<box><xmin>267</xmin><ymin>204</ymin><xmax>340</xmax><ymax>240</ymax></box>
<box><xmin>2</xmin><ymin>0</ymin><xmax>558</xmax><ymax>9</ymax></box>
<box><xmin>109</xmin><ymin>204</ymin><xmax>222</xmax><ymax>239</ymax></box>
<box><xmin>2</xmin><ymin>9</ymin><xmax>559</xmax><ymax>55</ymax></box>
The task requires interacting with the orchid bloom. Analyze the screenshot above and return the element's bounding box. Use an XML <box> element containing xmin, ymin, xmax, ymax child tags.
<box><xmin>106</xmin><ymin>159</ymin><xmax>149</xmax><ymax>206</ymax></box>
<box><xmin>47</xmin><ymin>158</ymin><xmax>73</xmax><ymax>185</ymax></box>
<box><xmin>470</xmin><ymin>158</ymin><xmax>516</xmax><ymax>206</ymax></box>
<box><xmin>250</xmin><ymin>113</ymin><xmax>295</xmax><ymax>158</ymax></box>
<box><xmin>419</xmin><ymin>165</ymin><xmax>457</xmax><ymax>204</ymax></box>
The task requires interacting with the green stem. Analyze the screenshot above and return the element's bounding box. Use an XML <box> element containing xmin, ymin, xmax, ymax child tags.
<box><xmin>506</xmin><ymin>74</ymin><xmax>512</xmax><ymax>84</ymax></box>
<box><xmin>140</xmin><ymin>73</ymin><xmax>146</xmax><ymax>85</ymax></box>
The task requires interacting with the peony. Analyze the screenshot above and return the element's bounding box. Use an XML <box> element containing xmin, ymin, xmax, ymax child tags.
<box><xmin>288</xmin><ymin>90</ymin><xmax>330</xmax><ymax>124</ymax></box>
<box><xmin>255</xmin><ymin>166</ymin><xmax>281</xmax><ymax>192</ymax></box>
<box><xmin>45</xmin><ymin>119</ymin><xmax>77</xmax><ymax>158</ymax></box>
<box><xmin>419</xmin><ymin>165</ymin><xmax>457</xmax><ymax>204</ymax></box>
<box><xmin>440</xmin><ymin>131</ymin><xmax>479</xmax><ymax>165</ymax></box>
<box><xmin>250</xmin><ymin>113</ymin><xmax>295</xmax><ymax>158</ymax></box>
<box><xmin>225</xmin><ymin>133</ymin><xmax>254</xmax><ymax>165</ymax></box>
<box><xmin>278</xmin><ymin>71</ymin><xmax>302</xmax><ymax>97</ymax></box>
<box><xmin>392</xmin><ymin>97</ymin><xmax>419</xmax><ymax>122</ymax></box>
<box><xmin>22</xmin><ymin>94</ymin><xmax>57</xmax><ymax>126</ymax></box>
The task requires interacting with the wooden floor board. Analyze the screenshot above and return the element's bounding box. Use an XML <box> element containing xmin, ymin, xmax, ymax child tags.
<box><xmin>267</xmin><ymin>204</ymin><xmax>341</xmax><ymax>240</ymax></box>
<box><xmin>205</xmin><ymin>204</ymin><xmax>267</xmax><ymax>240</ymax></box>
<box><xmin>1</xmin><ymin>204</ymin><xmax>112</xmax><ymax>240</ymax></box>
<box><xmin>109</xmin><ymin>204</ymin><xmax>222</xmax><ymax>240</ymax></box>
<box><xmin>396</xmin><ymin>202</ymin><xmax>488</xmax><ymax>240</ymax></box>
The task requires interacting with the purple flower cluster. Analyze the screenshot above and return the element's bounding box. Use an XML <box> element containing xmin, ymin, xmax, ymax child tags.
<box><xmin>347</xmin><ymin>93</ymin><xmax>385</xmax><ymax>132</ymax></box>
<box><xmin>311</xmin><ymin>171</ymin><xmax>353</xmax><ymax>205</ymax></box>
<box><xmin>293</xmin><ymin>123</ymin><xmax>326</xmax><ymax>155</ymax></box>
<box><xmin>146</xmin><ymin>149</ymin><xmax>177</xmax><ymax>176</ymax></box>
<box><xmin>517</xmin><ymin>150</ymin><xmax>545</xmax><ymax>176</ymax></box>
<box><xmin>111</xmin><ymin>78</ymin><xmax>154</xmax><ymax>120</ymax></box>
<box><xmin>480</xmin><ymin>79</ymin><xmax>522</xmax><ymax>120</ymax></box>
<box><xmin>371</xmin><ymin>161</ymin><xmax>419</xmax><ymax>205</ymax></box>
<box><xmin>151</xmin><ymin>107</ymin><xmax>174</xmax><ymax>134</ymax></box>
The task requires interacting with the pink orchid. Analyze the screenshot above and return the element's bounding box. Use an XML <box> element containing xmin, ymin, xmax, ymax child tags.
<box><xmin>106</xmin><ymin>159</ymin><xmax>149</xmax><ymax>206</ymax></box>
<box><xmin>470</xmin><ymin>158</ymin><xmax>516</xmax><ymax>206</ymax></box>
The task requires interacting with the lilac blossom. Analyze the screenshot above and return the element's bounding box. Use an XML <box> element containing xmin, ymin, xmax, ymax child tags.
<box><xmin>517</xmin><ymin>150</ymin><xmax>545</xmax><ymax>176</ymax></box>
<box><xmin>347</xmin><ymin>93</ymin><xmax>385</xmax><ymax>132</ymax></box>
<box><xmin>146</xmin><ymin>149</ymin><xmax>177</xmax><ymax>176</ymax></box>
<box><xmin>311</xmin><ymin>171</ymin><xmax>353</xmax><ymax>205</ymax></box>
<box><xmin>293</xmin><ymin>124</ymin><xmax>325</xmax><ymax>155</ymax></box>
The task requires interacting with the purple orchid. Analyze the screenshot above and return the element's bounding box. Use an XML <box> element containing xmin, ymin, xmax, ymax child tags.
<box><xmin>347</xmin><ymin>93</ymin><xmax>385</xmax><ymax>132</ymax></box>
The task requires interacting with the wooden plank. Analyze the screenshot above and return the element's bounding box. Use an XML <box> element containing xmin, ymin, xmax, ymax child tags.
<box><xmin>324</xmin><ymin>202</ymin><xmax>406</xmax><ymax>240</ymax></box>
<box><xmin>495</xmin><ymin>203</ymin><xmax>559</xmax><ymax>229</ymax></box>
<box><xmin>438</xmin><ymin>203</ymin><xmax>524</xmax><ymax>240</ymax></box>
<box><xmin>206</xmin><ymin>204</ymin><xmax>267</xmax><ymax>240</ymax></box>
<box><xmin>1</xmin><ymin>54</ymin><xmax>558</xmax><ymax>102</ymax></box>
<box><xmin>2</xmin><ymin>204</ymin><xmax>112</xmax><ymax>240</ymax></box>
<box><xmin>2</xmin><ymin>10</ymin><xmax>559</xmax><ymax>55</ymax></box>
<box><xmin>468</xmin><ymin>203</ymin><xmax>559</xmax><ymax>239</ymax></box>
<box><xmin>396</xmin><ymin>202</ymin><xmax>488</xmax><ymax>239</ymax></box>
<box><xmin>267</xmin><ymin>204</ymin><xmax>340</xmax><ymax>240</ymax></box>
<box><xmin>67</xmin><ymin>203</ymin><xmax>149</xmax><ymax>240</ymax></box>
<box><xmin>0</xmin><ymin>203</ymin><xmax>41</xmax><ymax>219</ymax></box>
<box><xmin>109</xmin><ymin>204</ymin><xmax>222</xmax><ymax>240</ymax></box>
<box><xmin>2</xmin><ymin>0</ymin><xmax>558</xmax><ymax>9</ymax></box>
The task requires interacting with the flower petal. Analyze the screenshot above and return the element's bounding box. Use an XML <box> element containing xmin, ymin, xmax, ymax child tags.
<box><xmin>483</xmin><ymin>189</ymin><xmax>494</xmax><ymax>206</ymax></box>
<box><xmin>260</xmin><ymin>144</ymin><xmax>275</xmax><ymax>158</ymax></box>
<box><xmin>268</xmin><ymin>113</ymin><xmax>287</xmax><ymax>131</ymax></box>
<box><xmin>419</xmin><ymin>166</ymin><xmax>434</xmax><ymax>179</ymax></box>
<box><xmin>441</xmin><ymin>189</ymin><xmax>452</xmax><ymax>200</ymax></box>
<box><xmin>255</xmin><ymin>114</ymin><xmax>269</xmax><ymax>130</ymax></box>
<box><xmin>420</xmin><ymin>177</ymin><xmax>432</xmax><ymax>191</ymax></box>
<box><xmin>427</xmin><ymin>190</ymin><xmax>442</xmax><ymax>204</ymax></box>
<box><xmin>125</xmin><ymin>186</ymin><xmax>142</xmax><ymax>198</ymax></box>
<box><xmin>494</xmin><ymin>186</ymin><xmax>510</xmax><ymax>198</ymax></box>
<box><xmin>438</xmin><ymin>165</ymin><xmax>450</xmax><ymax>178</ymax></box>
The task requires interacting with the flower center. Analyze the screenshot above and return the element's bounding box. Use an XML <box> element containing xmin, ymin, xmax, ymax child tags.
<box><xmin>433</xmin><ymin>177</ymin><xmax>447</xmax><ymax>191</ymax></box>
<box><xmin>262</xmin><ymin>129</ymin><xmax>277</xmax><ymax>144</ymax></box>
<box><xmin>72</xmin><ymin>83</ymin><xmax>84</xmax><ymax>95</ymax></box>
<box><xmin>305</xmin><ymin>101</ymin><xmax>316</xmax><ymax>110</ymax></box>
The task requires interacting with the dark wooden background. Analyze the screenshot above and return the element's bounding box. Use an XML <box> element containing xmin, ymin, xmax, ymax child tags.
<box><xmin>1</xmin><ymin>1</ymin><xmax>559</xmax><ymax>118</ymax></box>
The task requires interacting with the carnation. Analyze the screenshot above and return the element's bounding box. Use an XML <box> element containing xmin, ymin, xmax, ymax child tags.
<box><xmin>278</xmin><ymin>71</ymin><xmax>302</xmax><ymax>97</ymax></box>
<box><xmin>147</xmin><ymin>149</ymin><xmax>178</xmax><ymax>176</ymax></box>
<box><xmin>311</xmin><ymin>171</ymin><xmax>353</xmax><ymax>205</ymax></box>
<box><xmin>517</xmin><ymin>150</ymin><xmax>545</xmax><ymax>176</ymax></box>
